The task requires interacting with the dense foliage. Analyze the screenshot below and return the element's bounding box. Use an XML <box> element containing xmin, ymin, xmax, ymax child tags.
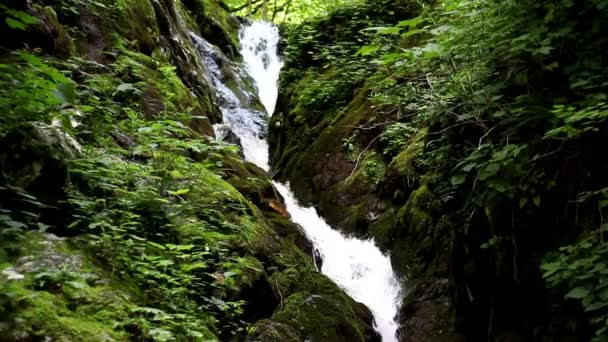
<box><xmin>0</xmin><ymin>0</ymin><xmax>382</xmax><ymax>340</ymax></box>
<box><xmin>271</xmin><ymin>0</ymin><xmax>608</xmax><ymax>339</ymax></box>
<box><xmin>224</xmin><ymin>0</ymin><xmax>362</xmax><ymax>23</ymax></box>
<box><xmin>3</xmin><ymin>0</ymin><xmax>608</xmax><ymax>340</ymax></box>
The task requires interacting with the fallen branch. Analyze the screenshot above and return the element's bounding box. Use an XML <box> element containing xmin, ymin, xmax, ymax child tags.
<box><xmin>343</xmin><ymin>134</ymin><xmax>381</xmax><ymax>184</ymax></box>
<box><xmin>275</xmin><ymin>278</ymin><xmax>283</xmax><ymax>310</ymax></box>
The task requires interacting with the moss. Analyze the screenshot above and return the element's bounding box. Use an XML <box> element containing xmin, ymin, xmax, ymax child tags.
<box><xmin>396</xmin><ymin>184</ymin><xmax>439</xmax><ymax>234</ymax></box>
<box><xmin>180</xmin><ymin>0</ymin><xmax>240</xmax><ymax>58</ymax></box>
<box><xmin>369</xmin><ymin>208</ymin><xmax>398</xmax><ymax>248</ymax></box>
<box><xmin>0</xmin><ymin>232</ymin><xmax>135</xmax><ymax>341</ymax></box>
<box><xmin>14</xmin><ymin>290</ymin><xmax>127</xmax><ymax>341</ymax></box>
<box><xmin>251</xmin><ymin>272</ymin><xmax>378</xmax><ymax>342</ymax></box>
<box><xmin>110</xmin><ymin>49</ymin><xmax>215</xmax><ymax>136</ymax></box>
<box><xmin>271</xmin><ymin>84</ymin><xmax>375</xmax><ymax>207</ymax></box>
<box><xmin>387</xmin><ymin>128</ymin><xmax>427</xmax><ymax>181</ymax></box>
<box><xmin>33</xmin><ymin>5</ymin><xmax>75</xmax><ymax>57</ymax></box>
<box><xmin>115</xmin><ymin>0</ymin><xmax>159</xmax><ymax>54</ymax></box>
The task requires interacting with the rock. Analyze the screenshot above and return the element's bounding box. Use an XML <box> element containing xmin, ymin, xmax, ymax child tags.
<box><xmin>13</xmin><ymin>233</ymin><xmax>83</xmax><ymax>275</ymax></box>
<box><xmin>0</xmin><ymin>122</ymin><xmax>82</xmax><ymax>190</ymax></box>
<box><xmin>1</xmin><ymin>268</ymin><xmax>25</xmax><ymax>281</ymax></box>
<box><xmin>214</xmin><ymin>123</ymin><xmax>243</xmax><ymax>147</ymax></box>
<box><xmin>109</xmin><ymin>130</ymin><xmax>137</xmax><ymax>149</ymax></box>
<box><xmin>249</xmin><ymin>272</ymin><xmax>381</xmax><ymax>342</ymax></box>
<box><xmin>30</xmin><ymin>5</ymin><xmax>76</xmax><ymax>57</ymax></box>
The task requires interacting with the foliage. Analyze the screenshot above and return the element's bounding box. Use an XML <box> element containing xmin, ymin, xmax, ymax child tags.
<box><xmin>275</xmin><ymin>0</ymin><xmax>608</xmax><ymax>338</ymax></box>
<box><xmin>379</xmin><ymin>122</ymin><xmax>418</xmax><ymax>157</ymax></box>
<box><xmin>0</xmin><ymin>1</ymin><xmax>266</xmax><ymax>339</ymax></box>
<box><xmin>225</xmin><ymin>0</ymin><xmax>364</xmax><ymax>24</ymax></box>
<box><xmin>0</xmin><ymin>4</ymin><xmax>38</xmax><ymax>30</ymax></box>
<box><xmin>542</xmin><ymin>230</ymin><xmax>608</xmax><ymax>340</ymax></box>
<box><xmin>0</xmin><ymin>52</ymin><xmax>76</xmax><ymax>134</ymax></box>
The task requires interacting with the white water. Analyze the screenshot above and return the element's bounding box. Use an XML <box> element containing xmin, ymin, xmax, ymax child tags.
<box><xmin>192</xmin><ymin>21</ymin><xmax>402</xmax><ymax>342</ymax></box>
<box><xmin>239</xmin><ymin>22</ymin><xmax>283</xmax><ymax>115</ymax></box>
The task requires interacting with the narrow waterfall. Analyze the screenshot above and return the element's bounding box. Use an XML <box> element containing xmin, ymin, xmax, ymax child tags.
<box><xmin>191</xmin><ymin>22</ymin><xmax>403</xmax><ymax>342</ymax></box>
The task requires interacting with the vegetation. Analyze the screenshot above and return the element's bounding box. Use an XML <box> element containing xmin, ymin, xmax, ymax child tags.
<box><xmin>2</xmin><ymin>0</ymin><xmax>608</xmax><ymax>340</ymax></box>
<box><xmin>270</xmin><ymin>0</ymin><xmax>608</xmax><ymax>340</ymax></box>
<box><xmin>0</xmin><ymin>0</ymin><xmax>377</xmax><ymax>341</ymax></box>
<box><xmin>224</xmin><ymin>0</ymin><xmax>363</xmax><ymax>24</ymax></box>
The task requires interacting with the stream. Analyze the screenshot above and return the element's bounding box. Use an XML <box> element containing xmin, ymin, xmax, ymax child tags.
<box><xmin>191</xmin><ymin>21</ymin><xmax>403</xmax><ymax>342</ymax></box>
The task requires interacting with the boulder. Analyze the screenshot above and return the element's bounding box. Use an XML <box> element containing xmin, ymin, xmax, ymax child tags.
<box><xmin>0</xmin><ymin>122</ymin><xmax>81</xmax><ymax>192</ymax></box>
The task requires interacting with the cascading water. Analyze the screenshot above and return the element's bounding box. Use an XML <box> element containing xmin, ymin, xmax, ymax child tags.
<box><xmin>191</xmin><ymin>22</ymin><xmax>403</xmax><ymax>342</ymax></box>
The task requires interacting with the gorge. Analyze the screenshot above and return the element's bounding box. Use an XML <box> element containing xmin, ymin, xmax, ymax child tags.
<box><xmin>1</xmin><ymin>0</ymin><xmax>608</xmax><ymax>341</ymax></box>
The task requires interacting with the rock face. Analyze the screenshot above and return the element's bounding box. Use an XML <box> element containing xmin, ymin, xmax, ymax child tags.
<box><xmin>0</xmin><ymin>0</ymin><xmax>378</xmax><ymax>341</ymax></box>
<box><xmin>0</xmin><ymin>122</ymin><xmax>82</xmax><ymax>191</ymax></box>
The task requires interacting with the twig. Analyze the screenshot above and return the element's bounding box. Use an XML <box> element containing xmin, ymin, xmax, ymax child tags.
<box><xmin>340</xmin><ymin>121</ymin><xmax>393</xmax><ymax>131</ymax></box>
<box><xmin>275</xmin><ymin>278</ymin><xmax>283</xmax><ymax>310</ymax></box>
<box><xmin>478</xmin><ymin>125</ymin><xmax>497</xmax><ymax>148</ymax></box>
<box><xmin>599</xmin><ymin>203</ymin><xmax>604</xmax><ymax>242</ymax></box>
<box><xmin>426</xmin><ymin>74</ymin><xmax>434</xmax><ymax>96</ymax></box>
<box><xmin>343</xmin><ymin>135</ymin><xmax>381</xmax><ymax>184</ymax></box>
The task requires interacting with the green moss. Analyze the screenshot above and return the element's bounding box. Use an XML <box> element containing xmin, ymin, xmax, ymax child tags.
<box><xmin>387</xmin><ymin>128</ymin><xmax>426</xmax><ymax>181</ymax></box>
<box><xmin>35</xmin><ymin>5</ymin><xmax>75</xmax><ymax>57</ymax></box>
<box><xmin>252</xmin><ymin>272</ymin><xmax>376</xmax><ymax>342</ymax></box>
<box><xmin>180</xmin><ymin>0</ymin><xmax>240</xmax><ymax>57</ymax></box>
<box><xmin>0</xmin><ymin>232</ymin><xmax>134</xmax><ymax>341</ymax></box>
<box><xmin>369</xmin><ymin>208</ymin><xmax>398</xmax><ymax>247</ymax></box>
<box><xmin>119</xmin><ymin>0</ymin><xmax>159</xmax><ymax>52</ymax></box>
<box><xmin>397</xmin><ymin>184</ymin><xmax>439</xmax><ymax>233</ymax></box>
<box><xmin>15</xmin><ymin>290</ymin><xmax>127</xmax><ymax>341</ymax></box>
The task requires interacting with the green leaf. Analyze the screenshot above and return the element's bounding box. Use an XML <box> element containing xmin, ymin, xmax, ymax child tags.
<box><xmin>147</xmin><ymin>241</ymin><xmax>166</xmax><ymax>250</ymax></box>
<box><xmin>5</xmin><ymin>17</ymin><xmax>26</xmax><ymax>30</ymax></box>
<box><xmin>519</xmin><ymin>197</ymin><xmax>528</xmax><ymax>208</ymax></box>
<box><xmin>401</xmin><ymin>29</ymin><xmax>424</xmax><ymax>39</ymax></box>
<box><xmin>450</xmin><ymin>174</ymin><xmax>466</xmax><ymax>186</ymax></box>
<box><xmin>479</xmin><ymin>163</ymin><xmax>500</xmax><ymax>180</ymax></box>
<box><xmin>397</xmin><ymin>17</ymin><xmax>423</xmax><ymax>28</ymax></box>
<box><xmin>181</xmin><ymin>262</ymin><xmax>207</xmax><ymax>272</ymax></box>
<box><xmin>53</xmin><ymin>82</ymin><xmax>76</xmax><ymax>104</ymax></box>
<box><xmin>169</xmin><ymin>188</ymin><xmax>190</xmax><ymax>196</ymax></box>
<box><xmin>566</xmin><ymin>287</ymin><xmax>590</xmax><ymax>299</ymax></box>
<box><xmin>355</xmin><ymin>45</ymin><xmax>379</xmax><ymax>56</ymax></box>
<box><xmin>3</xmin><ymin>220</ymin><xmax>27</xmax><ymax>229</ymax></box>
<box><xmin>585</xmin><ymin>301</ymin><xmax>608</xmax><ymax>312</ymax></box>
<box><xmin>115</xmin><ymin>83</ymin><xmax>141</xmax><ymax>94</ymax></box>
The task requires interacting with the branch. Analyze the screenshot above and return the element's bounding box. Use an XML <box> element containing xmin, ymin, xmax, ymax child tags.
<box><xmin>228</xmin><ymin>0</ymin><xmax>262</xmax><ymax>12</ymax></box>
<box><xmin>343</xmin><ymin>134</ymin><xmax>381</xmax><ymax>184</ymax></box>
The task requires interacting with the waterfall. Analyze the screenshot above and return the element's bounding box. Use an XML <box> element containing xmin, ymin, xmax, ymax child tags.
<box><xmin>191</xmin><ymin>21</ymin><xmax>403</xmax><ymax>342</ymax></box>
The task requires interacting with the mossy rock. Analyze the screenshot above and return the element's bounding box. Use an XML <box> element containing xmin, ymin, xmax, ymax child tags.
<box><xmin>0</xmin><ymin>232</ymin><xmax>133</xmax><ymax>341</ymax></box>
<box><xmin>181</xmin><ymin>0</ymin><xmax>241</xmax><ymax>58</ymax></box>
<box><xmin>27</xmin><ymin>5</ymin><xmax>76</xmax><ymax>57</ymax></box>
<box><xmin>249</xmin><ymin>272</ymin><xmax>380</xmax><ymax>342</ymax></box>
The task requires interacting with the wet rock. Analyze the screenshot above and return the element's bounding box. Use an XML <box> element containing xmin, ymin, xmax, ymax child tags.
<box><xmin>0</xmin><ymin>4</ymin><xmax>75</xmax><ymax>56</ymax></box>
<box><xmin>0</xmin><ymin>123</ymin><xmax>81</xmax><ymax>231</ymax></box>
<box><xmin>396</xmin><ymin>278</ymin><xmax>462</xmax><ymax>342</ymax></box>
<box><xmin>150</xmin><ymin>0</ymin><xmax>222</xmax><ymax>124</ymax></box>
<box><xmin>214</xmin><ymin>124</ymin><xmax>243</xmax><ymax>147</ymax></box>
<box><xmin>241</xmin><ymin>277</ymin><xmax>280</xmax><ymax>322</ymax></box>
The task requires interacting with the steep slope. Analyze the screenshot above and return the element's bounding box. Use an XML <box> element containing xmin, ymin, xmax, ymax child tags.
<box><xmin>0</xmin><ymin>1</ymin><xmax>378</xmax><ymax>341</ymax></box>
<box><xmin>270</xmin><ymin>0</ymin><xmax>608</xmax><ymax>340</ymax></box>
